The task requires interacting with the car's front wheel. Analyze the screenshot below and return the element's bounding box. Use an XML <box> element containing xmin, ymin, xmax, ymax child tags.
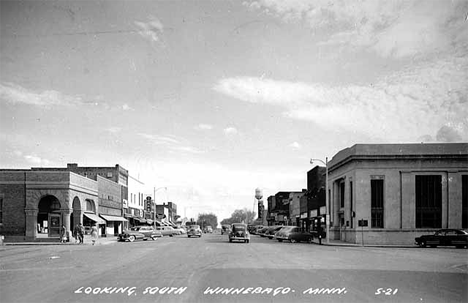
<box><xmin>290</xmin><ymin>238</ymin><xmax>297</xmax><ymax>243</ymax></box>
<box><xmin>418</xmin><ymin>240</ymin><xmax>426</xmax><ymax>248</ymax></box>
<box><xmin>307</xmin><ymin>237</ymin><xmax>313</xmax><ymax>244</ymax></box>
<box><xmin>129</xmin><ymin>235</ymin><xmax>136</xmax><ymax>242</ymax></box>
<box><xmin>278</xmin><ymin>239</ymin><xmax>283</xmax><ymax>242</ymax></box>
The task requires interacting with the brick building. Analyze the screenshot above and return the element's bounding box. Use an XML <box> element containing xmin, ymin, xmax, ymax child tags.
<box><xmin>0</xmin><ymin>163</ymin><xmax>129</xmax><ymax>241</ymax></box>
<box><xmin>327</xmin><ymin>143</ymin><xmax>468</xmax><ymax>245</ymax></box>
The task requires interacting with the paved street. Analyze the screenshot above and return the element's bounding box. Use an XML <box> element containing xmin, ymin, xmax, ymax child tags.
<box><xmin>1</xmin><ymin>233</ymin><xmax>467</xmax><ymax>303</ymax></box>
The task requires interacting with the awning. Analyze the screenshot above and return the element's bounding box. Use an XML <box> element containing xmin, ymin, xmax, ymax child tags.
<box><xmin>84</xmin><ymin>212</ymin><xmax>106</xmax><ymax>224</ymax></box>
<box><xmin>100</xmin><ymin>215</ymin><xmax>128</xmax><ymax>222</ymax></box>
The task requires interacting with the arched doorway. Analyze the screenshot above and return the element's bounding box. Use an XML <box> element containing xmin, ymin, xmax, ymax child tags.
<box><xmin>71</xmin><ymin>196</ymin><xmax>82</xmax><ymax>229</ymax></box>
<box><xmin>37</xmin><ymin>195</ymin><xmax>62</xmax><ymax>238</ymax></box>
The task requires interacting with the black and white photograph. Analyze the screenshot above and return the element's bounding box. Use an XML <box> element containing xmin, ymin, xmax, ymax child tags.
<box><xmin>1</xmin><ymin>0</ymin><xmax>467</xmax><ymax>302</ymax></box>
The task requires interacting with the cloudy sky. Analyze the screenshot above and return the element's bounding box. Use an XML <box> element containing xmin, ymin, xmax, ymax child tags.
<box><xmin>1</xmin><ymin>0</ymin><xmax>467</xmax><ymax>220</ymax></box>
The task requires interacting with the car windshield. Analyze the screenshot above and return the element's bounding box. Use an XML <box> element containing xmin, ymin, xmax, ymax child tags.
<box><xmin>190</xmin><ymin>225</ymin><xmax>200</xmax><ymax>229</ymax></box>
<box><xmin>232</xmin><ymin>225</ymin><xmax>246</xmax><ymax>232</ymax></box>
<box><xmin>130</xmin><ymin>227</ymin><xmax>140</xmax><ymax>231</ymax></box>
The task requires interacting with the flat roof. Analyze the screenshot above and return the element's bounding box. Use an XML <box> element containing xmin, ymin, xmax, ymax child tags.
<box><xmin>328</xmin><ymin>143</ymin><xmax>468</xmax><ymax>170</ymax></box>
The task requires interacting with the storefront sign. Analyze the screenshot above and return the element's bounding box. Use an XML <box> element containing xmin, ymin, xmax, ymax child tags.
<box><xmin>300</xmin><ymin>213</ymin><xmax>307</xmax><ymax>219</ymax></box>
<box><xmin>310</xmin><ymin>210</ymin><xmax>318</xmax><ymax>218</ymax></box>
<box><xmin>319</xmin><ymin>206</ymin><xmax>326</xmax><ymax>215</ymax></box>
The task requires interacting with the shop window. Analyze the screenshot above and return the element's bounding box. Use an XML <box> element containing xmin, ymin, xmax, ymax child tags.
<box><xmin>339</xmin><ymin>180</ymin><xmax>345</xmax><ymax>208</ymax></box>
<box><xmin>371</xmin><ymin>179</ymin><xmax>384</xmax><ymax>228</ymax></box>
<box><xmin>350</xmin><ymin>181</ymin><xmax>353</xmax><ymax>228</ymax></box>
<box><xmin>416</xmin><ymin>175</ymin><xmax>442</xmax><ymax>228</ymax></box>
<box><xmin>462</xmin><ymin>175</ymin><xmax>468</xmax><ymax>228</ymax></box>
<box><xmin>0</xmin><ymin>195</ymin><xmax>3</xmax><ymax>224</ymax></box>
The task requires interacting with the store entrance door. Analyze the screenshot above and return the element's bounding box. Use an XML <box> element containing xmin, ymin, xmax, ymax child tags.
<box><xmin>48</xmin><ymin>213</ymin><xmax>61</xmax><ymax>237</ymax></box>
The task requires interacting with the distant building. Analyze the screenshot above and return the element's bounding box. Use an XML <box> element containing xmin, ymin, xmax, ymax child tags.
<box><xmin>327</xmin><ymin>143</ymin><xmax>468</xmax><ymax>245</ymax></box>
<box><xmin>126</xmin><ymin>175</ymin><xmax>146</xmax><ymax>227</ymax></box>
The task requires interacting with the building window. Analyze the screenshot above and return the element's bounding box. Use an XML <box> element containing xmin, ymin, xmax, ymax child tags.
<box><xmin>86</xmin><ymin>199</ymin><xmax>96</xmax><ymax>213</ymax></box>
<box><xmin>462</xmin><ymin>175</ymin><xmax>468</xmax><ymax>228</ymax></box>
<box><xmin>371</xmin><ymin>179</ymin><xmax>384</xmax><ymax>228</ymax></box>
<box><xmin>0</xmin><ymin>195</ymin><xmax>3</xmax><ymax>224</ymax></box>
<box><xmin>339</xmin><ymin>180</ymin><xmax>345</xmax><ymax>208</ymax></box>
<box><xmin>350</xmin><ymin>181</ymin><xmax>353</xmax><ymax>228</ymax></box>
<box><xmin>107</xmin><ymin>172</ymin><xmax>113</xmax><ymax>178</ymax></box>
<box><xmin>416</xmin><ymin>175</ymin><xmax>442</xmax><ymax>228</ymax></box>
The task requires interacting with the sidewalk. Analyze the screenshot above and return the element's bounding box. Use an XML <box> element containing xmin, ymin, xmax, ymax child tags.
<box><xmin>2</xmin><ymin>236</ymin><xmax>118</xmax><ymax>246</ymax></box>
<box><xmin>309</xmin><ymin>237</ymin><xmax>415</xmax><ymax>248</ymax></box>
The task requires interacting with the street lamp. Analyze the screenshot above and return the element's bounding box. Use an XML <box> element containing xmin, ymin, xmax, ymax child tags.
<box><xmin>310</xmin><ymin>157</ymin><xmax>329</xmax><ymax>244</ymax></box>
<box><xmin>153</xmin><ymin>187</ymin><xmax>167</xmax><ymax>230</ymax></box>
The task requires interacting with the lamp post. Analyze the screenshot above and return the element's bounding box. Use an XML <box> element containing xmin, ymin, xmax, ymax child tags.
<box><xmin>310</xmin><ymin>157</ymin><xmax>329</xmax><ymax>244</ymax></box>
<box><xmin>153</xmin><ymin>187</ymin><xmax>167</xmax><ymax>230</ymax></box>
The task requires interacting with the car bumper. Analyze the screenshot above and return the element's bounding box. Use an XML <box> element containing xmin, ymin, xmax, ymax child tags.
<box><xmin>274</xmin><ymin>235</ymin><xmax>289</xmax><ymax>240</ymax></box>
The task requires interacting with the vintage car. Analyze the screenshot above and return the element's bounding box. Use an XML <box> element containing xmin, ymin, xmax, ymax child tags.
<box><xmin>229</xmin><ymin>223</ymin><xmax>250</xmax><ymax>243</ymax></box>
<box><xmin>204</xmin><ymin>226</ymin><xmax>213</xmax><ymax>233</ymax></box>
<box><xmin>415</xmin><ymin>229</ymin><xmax>468</xmax><ymax>248</ymax></box>
<box><xmin>187</xmin><ymin>225</ymin><xmax>202</xmax><ymax>238</ymax></box>
<box><xmin>274</xmin><ymin>226</ymin><xmax>314</xmax><ymax>243</ymax></box>
<box><xmin>258</xmin><ymin>227</ymin><xmax>269</xmax><ymax>237</ymax></box>
<box><xmin>266</xmin><ymin>226</ymin><xmax>284</xmax><ymax>239</ymax></box>
<box><xmin>118</xmin><ymin>226</ymin><xmax>162</xmax><ymax>242</ymax></box>
<box><xmin>156</xmin><ymin>226</ymin><xmax>178</xmax><ymax>237</ymax></box>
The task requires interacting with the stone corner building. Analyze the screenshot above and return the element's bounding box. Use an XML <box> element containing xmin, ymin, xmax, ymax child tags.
<box><xmin>327</xmin><ymin>143</ymin><xmax>468</xmax><ymax>245</ymax></box>
<box><xmin>0</xmin><ymin>163</ymin><xmax>128</xmax><ymax>242</ymax></box>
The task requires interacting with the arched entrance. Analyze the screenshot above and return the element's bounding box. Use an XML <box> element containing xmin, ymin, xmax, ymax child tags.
<box><xmin>37</xmin><ymin>195</ymin><xmax>62</xmax><ymax>238</ymax></box>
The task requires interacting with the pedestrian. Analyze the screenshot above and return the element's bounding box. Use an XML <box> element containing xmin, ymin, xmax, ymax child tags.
<box><xmin>60</xmin><ymin>225</ymin><xmax>67</xmax><ymax>243</ymax></box>
<box><xmin>78</xmin><ymin>223</ymin><xmax>85</xmax><ymax>244</ymax></box>
<box><xmin>73</xmin><ymin>224</ymin><xmax>80</xmax><ymax>244</ymax></box>
<box><xmin>90</xmin><ymin>224</ymin><xmax>98</xmax><ymax>245</ymax></box>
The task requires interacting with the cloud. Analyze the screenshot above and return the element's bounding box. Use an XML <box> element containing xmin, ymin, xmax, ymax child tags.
<box><xmin>122</xmin><ymin>103</ymin><xmax>133</xmax><ymax>111</ymax></box>
<box><xmin>137</xmin><ymin>133</ymin><xmax>204</xmax><ymax>154</ymax></box>
<box><xmin>214</xmin><ymin>56</ymin><xmax>468</xmax><ymax>142</ymax></box>
<box><xmin>436</xmin><ymin>126</ymin><xmax>463</xmax><ymax>143</ymax></box>
<box><xmin>244</xmin><ymin>0</ymin><xmax>468</xmax><ymax>59</ymax></box>
<box><xmin>195</xmin><ymin>123</ymin><xmax>213</xmax><ymax>131</ymax></box>
<box><xmin>0</xmin><ymin>82</ymin><xmax>82</xmax><ymax>106</ymax></box>
<box><xmin>134</xmin><ymin>16</ymin><xmax>164</xmax><ymax>44</ymax></box>
<box><xmin>289</xmin><ymin>142</ymin><xmax>302</xmax><ymax>150</ymax></box>
<box><xmin>106</xmin><ymin>127</ymin><xmax>122</xmax><ymax>134</ymax></box>
<box><xmin>223</xmin><ymin>127</ymin><xmax>239</xmax><ymax>136</ymax></box>
<box><xmin>16</xmin><ymin>151</ymin><xmax>51</xmax><ymax>166</ymax></box>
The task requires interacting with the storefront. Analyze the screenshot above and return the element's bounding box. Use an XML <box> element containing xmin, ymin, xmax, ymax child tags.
<box><xmin>100</xmin><ymin>214</ymin><xmax>127</xmax><ymax>236</ymax></box>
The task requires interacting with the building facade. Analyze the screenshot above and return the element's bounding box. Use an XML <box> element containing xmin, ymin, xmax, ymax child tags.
<box><xmin>327</xmin><ymin>143</ymin><xmax>468</xmax><ymax>245</ymax></box>
<box><xmin>126</xmin><ymin>174</ymin><xmax>146</xmax><ymax>227</ymax></box>
<box><xmin>0</xmin><ymin>163</ymin><xmax>130</xmax><ymax>241</ymax></box>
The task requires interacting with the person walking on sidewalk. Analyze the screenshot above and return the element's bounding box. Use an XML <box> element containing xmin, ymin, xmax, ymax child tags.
<box><xmin>90</xmin><ymin>224</ymin><xmax>98</xmax><ymax>245</ymax></box>
<box><xmin>60</xmin><ymin>225</ymin><xmax>67</xmax><ymax>243</ymax></box>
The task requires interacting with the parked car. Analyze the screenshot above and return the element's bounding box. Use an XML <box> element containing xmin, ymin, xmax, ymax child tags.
<box><xmin>229</xmin><ymin>223</ymin><xmax>250</xmax><ymax>243</ymax></box>
<box><xmin>155</xmin><ymin>226</ymin><xmax>178</xmax><ymax>237</ymax></box>
<box><xmin>118</xmin><ymin>226</ymin><xmax>162</xmax><ymax>242</ymax></box>
<box><xmin>258</xmin><ymin>227</ymin><xmax>269</xmax><ymax>237</ymax></box>
<box><xmin>187</xmin><ymin>225</ymin><xmax>202</xmax><ymax>238</ymax></box>
<box><xmin>275</xmin><ymin>226</ymin><xmax>314</xmax><ymax>243</ymax></box>
<box><xmin>204</xmin><ymin>226</ymin><xmax>213</xmax><ymax>233</ymax></box>
<box><xmin>266</xmin><ymin>226</ymin><xmax>284</xmax><ymax>239</ymax></box>
<box><xmin>415</xmin><ymin>229</ymin><xmax>468</xmax><ymax>248</ymax></box>
<box><xmin>175</xmin><ymin>227</ymin><xmax>186</xmax><ymax>234</ymax></box>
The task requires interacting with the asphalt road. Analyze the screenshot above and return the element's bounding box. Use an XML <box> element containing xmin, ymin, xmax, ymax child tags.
<box><xmin>1</xmin><ymin>233</ymin><xmax>467</xmax><ymax>303</ymax></box>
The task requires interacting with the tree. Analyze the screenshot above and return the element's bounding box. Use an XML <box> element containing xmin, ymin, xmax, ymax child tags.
<box><xmin>197</xmin><ymin>213</ymin><xmax>218</xmax><ymax>229</ymax></box>
<box><xmin>220</xmin><ymin>208</ymin><xmax>256</xmax><ymax>225</ymax></box>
